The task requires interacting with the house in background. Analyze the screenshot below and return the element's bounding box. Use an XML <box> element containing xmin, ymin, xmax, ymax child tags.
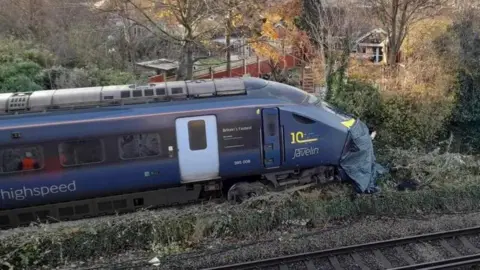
<box><xmin>352</xmin><ymin>28</ymin><xmax>387</xmax><ymax>63</ymax></box>
<box><xmin>210</xmin><ymin>36</ymin><xmax>253</xmax><ymax>60</ymax></box>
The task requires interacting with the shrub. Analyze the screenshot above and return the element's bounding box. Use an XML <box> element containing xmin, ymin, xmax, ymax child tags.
<box><xmin>0</xmin><ymin>61</ymin><xmax>44</xmax><ymax>92</ymax></box>
<box><xmin>326</xmin><ymin>76</ymin><xmax>383</xmax><ymax>130</ymax></box>
<box><xmin>40</xmin><ymin>65</ymin><xmax>141</xmax><ymax>89</ymax></box>
<box><xmin>433</xmin><ymin>11</ymin><xmax>480</xmax><ymax>124</ymax></box>
<box><xmin>0</xmin><ymin>38</ymin><xmax>55</xmax><ymax>92</ymax></box>
<box><xmin>0</xmin><ymin>38</ymin><xmax>55</xmax><ymax>67</ymax></box>
<box><xmin>379</xmin><ymin>91</ymin><xmax>454</xmax><ymax>148</ymax></box>
<box><xmin>0</xmin><ymin>38</ymin><xmax>139</xmax><ymax>92</ymax></box>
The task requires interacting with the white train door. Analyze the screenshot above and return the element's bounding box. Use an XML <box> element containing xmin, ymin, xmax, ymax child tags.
<box><xmin>175</xmin><ymin>115</ymin><xmax>220</xmax><ymax>183</ymax></box>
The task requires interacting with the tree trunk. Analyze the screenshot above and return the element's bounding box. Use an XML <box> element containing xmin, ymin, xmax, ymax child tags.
<box><xmin>176</xmin><ymin>40</ymin><xmax>195</xmax><ymax>81</ymax></box>
<box><xmin>226</xmin><ymin>3</ymin><xmax>232</xmax><ymax>77</ymax></box>
<box><xmin>387</xmin><ymin>0</ymin><xmax>399</xmax><ymax>65</ymax></box>
<box><xmin>226</xmin><ymin>29</ymin><xmax>231</xmax><ymax>77</ymax></box>
<box><xmin>186</xmin><ymin>42</ymin><xmax>194</xmax><ymax>80</ymax></box>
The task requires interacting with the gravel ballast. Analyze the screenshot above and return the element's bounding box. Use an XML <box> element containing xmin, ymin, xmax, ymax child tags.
<box><xmin>59</xmin><ymin>211</ymin><xmax>480</xmax><ymax>270</ymax></box>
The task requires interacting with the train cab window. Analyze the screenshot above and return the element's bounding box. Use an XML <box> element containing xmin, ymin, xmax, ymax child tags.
<box><xmin>59</xmin><ymin>139</ymin><xmax>105</xmax><ymax>167</ymax></box>
<box><xmin>292</xmin><ymin>113</ymin><xmax>316</xmax><ymax>124</ymax></box>
<box><xmin>0</xmin><ymin>146</ymin><xmax>44</xmax><ymax>173</ymax></box>
<box><xmin>118</xmin><ymin>133</ymin><xmax>161</xmax><ymax>160</ymax></box>
<box><xmin>188</xmin><ymin>120</ymin><xmax>207</xmax><ymax>150</ymax></box>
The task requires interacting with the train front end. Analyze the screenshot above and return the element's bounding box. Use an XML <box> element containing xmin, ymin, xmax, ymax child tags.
<box><xmin>299</xmin><ymin>96</ymin><xmax>382</xmax><ymax>194</ymax></box>
<box><xmin>258</xmin><ymin>80</ymin><xmax>382</xmax><ymax>194</ymax></box>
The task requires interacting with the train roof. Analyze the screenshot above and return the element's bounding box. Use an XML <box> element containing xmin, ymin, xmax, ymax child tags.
<box><xmin>0</xmin><ymin>78</ymin><xmax>318</xmax><ymax>129</ymax></box>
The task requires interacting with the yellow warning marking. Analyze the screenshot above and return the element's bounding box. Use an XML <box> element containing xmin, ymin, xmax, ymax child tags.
<box><xmin>341</xmin><ymin>119</ymin><xmax>355</xmax><ymax>128</ymax></box>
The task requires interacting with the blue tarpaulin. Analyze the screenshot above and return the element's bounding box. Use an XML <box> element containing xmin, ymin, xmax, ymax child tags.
<box><xmin>339</xmin><ymin>119</ymin><xmax>386</xmax><ymax>193</ymax></box>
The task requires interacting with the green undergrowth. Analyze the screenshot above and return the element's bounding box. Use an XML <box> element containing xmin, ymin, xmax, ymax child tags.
<box><xmin>1</xmin><ymin>148</ymin><xmax>480</xmax><ymax>269</ymax></box>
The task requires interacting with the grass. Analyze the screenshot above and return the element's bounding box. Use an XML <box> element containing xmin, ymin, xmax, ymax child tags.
<box><xmin>1</xmin><ymin>147</ymin><xmax>480</xmax><ymax>269</ymax></box>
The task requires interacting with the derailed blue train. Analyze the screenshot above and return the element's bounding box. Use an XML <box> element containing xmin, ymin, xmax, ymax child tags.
<box><xmin>0</xmin><ymin>77</ymin><xmax>379</xmax><ymax>228</ymax></box>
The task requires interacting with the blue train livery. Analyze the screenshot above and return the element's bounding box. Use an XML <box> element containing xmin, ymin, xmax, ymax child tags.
<box><xmin>0</xmin><ymin>77</ymin><xmax>369</xmax><ymax>214</ymax></box>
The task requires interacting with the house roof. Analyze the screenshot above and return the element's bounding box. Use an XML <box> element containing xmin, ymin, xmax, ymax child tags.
<box><xmin>136</xmin><ymin>59</ymin><xmax>179</xmax><ymax>71</ymax></box>
<box><xmin>355</xmin><ymin>28</ymin><xmax>387</xmax><ymax>45</ymax></box>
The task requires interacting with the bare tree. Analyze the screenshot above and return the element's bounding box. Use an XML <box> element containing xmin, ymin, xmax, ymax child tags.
<box><xmin>0</xmin><ymin>0</ymin><xmax>49</xmax><ymax>40</ymax></box>
<box><xmin>301</xmin><ymin>0</ymin><xmax>362</xmax><ymax>92</ymax></box>
<box><xmin>364</xmin><ymin>0</ymin><xmax>445</xmax><ymax>65</ymax></box>
<box><xmin>0</xmin><ymin>0</ymin><xmax>124</xmax><ymax>69</ymax></box>
<box><xmin>211</xmin><ymin>0</ymin><xmax>263</xmax><ymax>76</ymax></box>
<box><xmin>94</xmin><ymin>0</ymin><xmax>221</xmax><ymax>80</ymax></box>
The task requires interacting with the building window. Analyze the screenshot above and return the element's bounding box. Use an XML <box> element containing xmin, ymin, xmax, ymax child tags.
<box><xmin>118</xmin><ymin>133</ymin><xmax>161</xmax><ymax>160</ymax></box>
<box><xmin>0</xmin><ymin>146</ymin><xmax>44</xmax><ymax>173</ymax></box>
<box><xmin>188</xmin><ymin>120</ymin><xmax>207</xmax><ymax>150</ymax></box>
<box><xmin>59</xmin><ymin>139</ymin><xmax>105</xmax><ymax>166</ymax></box>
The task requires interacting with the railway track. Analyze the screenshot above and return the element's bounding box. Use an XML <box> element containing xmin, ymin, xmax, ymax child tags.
<box><xmin>201</xmin><ymin>226</ymin><xmax>480</xmax><ymax>270</ymax></box>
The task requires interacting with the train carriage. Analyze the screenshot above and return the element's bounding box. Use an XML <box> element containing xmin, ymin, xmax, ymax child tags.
<box><xmin>0</xmin><ymin>77</ymin><xmax>375</xmax><ymax>228</ymax></box>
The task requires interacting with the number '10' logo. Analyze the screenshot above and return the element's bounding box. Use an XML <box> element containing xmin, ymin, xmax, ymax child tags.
<box><xmin>290</xmin><ymin>131</ymin><xmax>318</xmax><ymax>144</ymax></box>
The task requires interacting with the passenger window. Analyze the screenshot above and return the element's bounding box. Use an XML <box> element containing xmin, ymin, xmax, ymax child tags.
<box><xmin>132</xmin><ymin>90</ymin><xmax>143</xmax><ymax>97</ymax></box>
<box><xmin>121</xmin><ymin>91</ymin><xmax>130</xmax><ymax>98</ymax></box>
<box><xmin>144</xmin><ymin>89</ymin><xmax>154</xmax><ymax>96</ymax></box>
<box><xmin>59</xmin><ymin>139</ymin><xmax>104</xmax><ymax>166</ymax></box>
<box><xmin>172</xmin><ymin>87</ymin><xmax>183</xmax><ymax>95</ymax></box>
<box><xmin>118</xmin><ymin>133</ymin><xmax>161</xmax><ymax>159</ymax></box>
<box><xmin>156</xmin><ymin>88</ymin><xmax>166</xmax><ymax>95</ymax></box>
<box><xmin>0</xmin><ymin>146</ymin><xmax>43</xmax><ymax>173</ymax></box>
<box><xmin>188</xmin><ymin>120</ymin><xmax>207</xmax><ymax>150</ymax></box>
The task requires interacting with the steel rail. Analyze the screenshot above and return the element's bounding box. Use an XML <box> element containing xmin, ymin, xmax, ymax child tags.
<box><xmin>390</xmin><ymin>253</ymin><xmax>480</xmax><ymax>269</ymax></box>
<box><xmin>201</xmin><ymin>225</ymin><xmax>480</xmax><ymax>270</ymax></box>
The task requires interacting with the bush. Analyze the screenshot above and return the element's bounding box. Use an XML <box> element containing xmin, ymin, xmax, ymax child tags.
<box><xmin>0</xmin><ymin>38</ymin><xmax>55</xmax><ymax>92</ymax></box>
<box><xmin>379</xmin><ymin>92</ymin><xmax>454</xmax><ymax>148</ymax></box>
<box><xmin>0</xmin><ymin>38</ymin><xmax>140</xmax><ymax>92</ymax></box>
<box><xmin>326</xmin><ymin>75</ymin><xmax>453</xmax><ymax>148</ymax></box>
<box><xmin>0</xmin><ymin>38</ymin><xmax>55</xmax><ymax>67</ymax></box>
<box><xmin>433</xmin><ymin>11</ymin><xmax>480</xmax><ymax>124</ymax></box>
<box><xmin>41</xmin><ymin>65</ymin><xmax>140</xmax><ymax>89</ymax></box>
<box><xmin>326</xmin><ymin>76</ymin><xmax>383</xmax><ymax>130</ymax></box>
<box><xmin>0</xmin><ymin>61</ymin><xmax>44</xmax><ymax>92</ymax></box>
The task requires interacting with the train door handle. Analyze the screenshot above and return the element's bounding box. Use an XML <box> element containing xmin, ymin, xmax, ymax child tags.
<box><xmin>264</xmin><ymin>144</ymin><xmax>273</xmax><ymax>150</ymax></box>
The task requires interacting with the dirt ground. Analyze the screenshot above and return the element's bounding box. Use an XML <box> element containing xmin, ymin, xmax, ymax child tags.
<box><xmin>65</xmin><ymin>211</ymin><xmax>480</xmax><ymax>270</ymax></box>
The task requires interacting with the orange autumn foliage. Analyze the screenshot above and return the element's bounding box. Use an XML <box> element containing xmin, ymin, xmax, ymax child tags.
<box><xmin>250</xmin><ymin>0</ymin><xmax>311</xmax><ymax>63</ymax></box>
